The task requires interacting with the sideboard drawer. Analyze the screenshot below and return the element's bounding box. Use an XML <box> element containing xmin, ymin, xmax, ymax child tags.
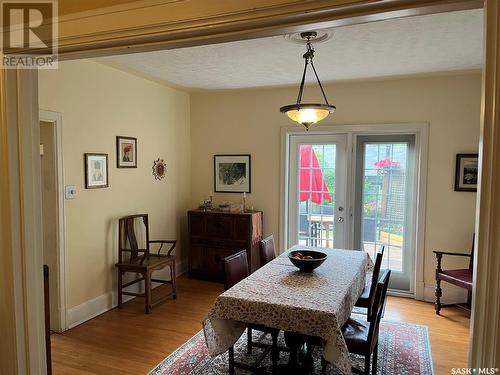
<box><xmin>205</xmin><ymin>215</ymin><xmax>233</xmax><ymax>238</ymax></box>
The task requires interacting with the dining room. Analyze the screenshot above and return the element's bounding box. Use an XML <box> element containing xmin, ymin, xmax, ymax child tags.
<box><xmin>34</xmin><ymin>5</ymin><xmax>484</xmax><ymax>375</ymax></box>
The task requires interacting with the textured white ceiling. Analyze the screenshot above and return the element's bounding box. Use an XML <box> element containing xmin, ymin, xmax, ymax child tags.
<box><xmin>101</xmin><ymin>9</ymin><xmax>483</xmax><ymax>90</ymax></box>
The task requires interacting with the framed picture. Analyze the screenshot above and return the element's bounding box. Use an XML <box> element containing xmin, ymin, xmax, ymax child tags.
<box><xmin>84</xmin><ymin>153</ymin><xmax>109</xmax><ymax>189</ymax></box>
<box><xmin>214</xmin><ymin>154</ymin><xmax>251</xmax><ymax>193</ymax></box>
<box><xmin>455</xmin><ymin>153</ymin><xmax>479</xmax><ymax>192</ymax></box>
<box><xmin>116</xmin><ymin>136</ymin><xmax>137</xmax><ymax>168</ymax></box>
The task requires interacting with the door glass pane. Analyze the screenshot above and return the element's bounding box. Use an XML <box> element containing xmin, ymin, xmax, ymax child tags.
<box><xmin>361</xmin><ymin>143</ymin><xmax>408</xmax><ymax>272</ymax></box>
<box><xmin>298</xmin><ymin>144</ymin><xmax>336</xmax><ymax>248</ymax></box>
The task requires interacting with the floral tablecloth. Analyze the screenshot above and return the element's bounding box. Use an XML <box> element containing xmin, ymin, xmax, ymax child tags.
<box><xmin>203</xmin><ymin>246</ymin><xmax>372</xmax><ymax>374</ymax></box>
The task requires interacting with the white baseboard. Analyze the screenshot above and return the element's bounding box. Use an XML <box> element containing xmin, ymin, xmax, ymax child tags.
<box><xmin>423</xmin><ymin>284</ymin><xmax>468</xmax><ymax>304</ymax></box>
<box><xmin>66</xmin><ymin>258</ymin><xmax>188</xmax><ymax>329</ymax></box>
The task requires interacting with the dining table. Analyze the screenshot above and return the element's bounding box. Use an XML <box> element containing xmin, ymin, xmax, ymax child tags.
<box><xmin>202</xmin><ymin>245</ymin><xmax>373</xmax><ymax>375</ymax></box>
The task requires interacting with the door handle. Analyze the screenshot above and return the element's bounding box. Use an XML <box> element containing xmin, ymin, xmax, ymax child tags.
<box><xmin>338</xmin><ymin>217</ymin><xmax>345</xmax><ymax>223</ymax></box>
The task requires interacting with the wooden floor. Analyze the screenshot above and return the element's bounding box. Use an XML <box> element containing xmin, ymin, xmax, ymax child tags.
<box><xmin>51</xmin><ymin>275</ymin><xmax>470</xmax><ymax>375</ymax></box>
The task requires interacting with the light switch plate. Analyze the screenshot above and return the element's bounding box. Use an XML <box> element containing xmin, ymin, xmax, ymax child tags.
<box><xmin>65</xmin><ymin>185</ymin><xmax>77</xmax><ymax>200</ymax></box>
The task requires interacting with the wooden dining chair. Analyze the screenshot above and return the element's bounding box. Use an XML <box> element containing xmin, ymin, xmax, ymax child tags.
<box><xmin>342</xmin><ymin>269</ymin><xmax>391</xmax><ymax>375</ymax></box>
<box><xmin>115</xmin><ymin>214</ymin><xmax>177</xmax><ymax>314</ymax></box>
<box><xmin>305</xmin><ymin>270</ymin><xmax>391</xmax><ymax>374</ymax></box>
<box><xmin>355</xmin><ymin>246</ymin><xmax>385</xmax><ymax>321</ymax></box>
<box><xmin>223</xmin><ymin>251</ymin><xmax>280</xmax><ymax>374</ymax></box>
<box><xmin>258</xmin><ymin>235</ymin><xmax>276</xmax><ymax>268</ymax></box>
<box><xmin>434</xmin><ymin>235</ymin><xmax>475</xmax><ymax>315</ymax></box>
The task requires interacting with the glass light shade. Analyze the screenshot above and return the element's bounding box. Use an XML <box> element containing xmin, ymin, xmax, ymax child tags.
<box><xmin>280</xmin><ymin>104</ymin><xmax>336</xmax><ymax>129</ymax></box>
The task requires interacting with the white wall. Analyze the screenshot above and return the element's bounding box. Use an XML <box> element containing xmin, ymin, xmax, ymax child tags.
<box><xmin>190</xmin><ymin>73</ymin><xmax>481</xmax><ymax>295</ymax></box>
<box><xmin>38</xmin><ymin>60</ymin><xmax>191</xmax><ymax>317</ymax></box>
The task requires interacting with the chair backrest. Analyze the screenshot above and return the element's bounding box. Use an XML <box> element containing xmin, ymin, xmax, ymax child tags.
<box><xmin>367</xmin><ymin>269</ymin><xmax>391</xmax><ymax>352</ymax></box>
<box><xmin>118</xmin><ymin>214</ymin><xmax>150</xmax><ymax>263</ymax></box>
<box><xmin>222</xmin><ymin>250</ymin><xmax>249</xmax><ymax>291</ymax></box>
<box><xmin>469</xmin><ymin>234</ymin><xmax>475</xmax><ymax>270</ymax></box>
<box><xmin>259</xmin><ymin>235</ymin><xmax>276</xmax><ymax>267</ymax></box>
<box><xmin>368</xmin><ymin>246</ymin><xmax>385</xmax><ymax>302</ymax></box>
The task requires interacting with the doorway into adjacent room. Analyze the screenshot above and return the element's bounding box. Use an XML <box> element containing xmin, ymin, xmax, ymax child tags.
<box><xmin>39</xmin><ymin>112</ymin><xmax>66</xmax><ymax>333</ymax></box>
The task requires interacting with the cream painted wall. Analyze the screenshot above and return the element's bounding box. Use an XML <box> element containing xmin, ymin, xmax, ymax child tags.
<box><xmin>38</xmin><ymin>60</ymin><xmax>190</xmax><ymax>309</ymax></box>
<box><xmin>190</xmin><ymin>73</ymin><xmax>481</xmax><ymax>290</ymax></box>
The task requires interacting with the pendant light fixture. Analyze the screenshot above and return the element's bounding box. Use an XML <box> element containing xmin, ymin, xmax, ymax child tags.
<box><xmin>280</xmin><ymin>31</ymin><xmax>336</xmax><ymax>130</ymax></box>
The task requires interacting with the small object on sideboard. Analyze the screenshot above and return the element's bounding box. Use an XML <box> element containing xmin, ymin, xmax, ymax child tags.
<box><xmin>188</xmin><ymin>209</ymin><xmax>263</xmax><ymax>282</ymax></box>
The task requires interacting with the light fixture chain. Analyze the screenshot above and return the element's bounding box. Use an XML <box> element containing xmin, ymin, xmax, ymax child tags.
<box><xmin>310</xmin><ymin>61</ymin><xmax>330</xmax><ymax>106</ymax></box>
<box><xmin>296</xmin><ymin>58</ymin><xmax>309</xmax><ymax>105</ymax></box>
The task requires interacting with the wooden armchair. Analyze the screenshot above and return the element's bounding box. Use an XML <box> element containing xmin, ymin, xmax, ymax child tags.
<box><xmin>434</xmin><ymin>235</ymin><xmax>475</xmax><ymax>315</ymax></box>
<box><xmin>115</xmin><ymin>214</ymin><xmax>177</xmax><ymax>314</ymax></box>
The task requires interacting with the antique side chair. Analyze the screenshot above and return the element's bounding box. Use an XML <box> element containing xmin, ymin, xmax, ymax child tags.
<box><xmin>115</xmin><ymin>214</ymin><xmax>177</xmax><ymax>314</ymax></box>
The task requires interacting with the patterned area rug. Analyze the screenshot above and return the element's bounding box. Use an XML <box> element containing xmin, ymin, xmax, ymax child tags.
<box><xmin>149</xmin><ymin>321</ymin><xmax>433</xmax><ymax>375</ymax></box>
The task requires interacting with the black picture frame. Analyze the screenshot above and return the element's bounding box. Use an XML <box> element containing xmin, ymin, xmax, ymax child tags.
<box><xmin>213</xmin><ymin>154</ymin><xmax>251</xmax><ymax>193</ymax></box>
<box><xmin>84</xmin><ymin>153</ymin><xmax>109</xmax><ymax>189</ymax></box>
<box><xmin>116</xmin><ymin>136</ymin><xmax>137</xmax><ymax>168</ymax></box>
<box><xmin>454</xmin><ymin>153</ymin><xmax>479</xmax><ymax>192</ymax></box>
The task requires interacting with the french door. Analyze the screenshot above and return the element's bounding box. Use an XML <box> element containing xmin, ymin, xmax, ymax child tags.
<box><xmin>354</xmin><ymin>135</ymin><xmax>416</xmax><ymax>292</ymax></box>
<box><xmin>287</xmin><ymin>134</ymin><xmax>348</xmax><ymax>249</ymax></box>
<box><xmin>286</xmin><ymin>132</ymin><xmax>417</xmax><ymax>293</ymax></box>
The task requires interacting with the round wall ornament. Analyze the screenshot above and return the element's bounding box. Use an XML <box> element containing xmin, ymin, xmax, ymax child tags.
<box><xmin>152</xmin><ymin>158</ymin><xmax>166</xmax><ymax>180</ymax></box>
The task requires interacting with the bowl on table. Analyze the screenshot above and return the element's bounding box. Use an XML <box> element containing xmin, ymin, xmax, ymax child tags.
<box><xmin>288</xmin><ymin>250</ymin><xmax>327</xmax><ymax>272</ymax></box>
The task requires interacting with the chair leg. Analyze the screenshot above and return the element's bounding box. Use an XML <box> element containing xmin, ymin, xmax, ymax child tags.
<box><xmin>247</xmin><ymin>327</ymin><xmax>253</xmax><ymax>354</ymax></box>
<box><xmin>364</xmin><ymin>353</ymin><xmax>371</xmax><ymax>375</ymax></box>
<box><xmin>372</xmin><ymin>344</ymin><xmax>378</xmax><ymax>375</ymax></box>
<box><xmin>228</xmin><ymin>346</ymin><xmax>235</xmax><ymax>374</ymax></box>
<box><xmin>145</xmin><ymin>271</ymin><xmax>151</xmax><ymax>314</ymax></box>
<box><xmin>171</xmin><ymin>262</ymin><xmax>177</xmax><ymax>299</ymax></box>
<box><xmin>435</xmin><ymin>279</ymin><xmax>442</xmax><ymax>315</ymax></box>
<box><xmin>117</xmin><ymin>270</ymin><xmax>123</xmax><ymax>308</ymax></box>
<box><xmin>367</xmin><ymin>305</ymin><xmax>372</xmax><ymax>322</ymax></box>
<box><xmin>271</xmin><ymin>331</ymin><xmax>278</xmax><ymax>372</ymax></box>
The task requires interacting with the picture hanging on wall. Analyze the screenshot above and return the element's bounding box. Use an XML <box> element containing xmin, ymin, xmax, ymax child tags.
<box><xmin>116</xmin><ymin>136</ymin><xmax>137</xmax><ymax>168</ymax></box>
<box><xmin>84</xmin><ymin>153</ymin><xmax>109</xmax><ymax>189</ymax></box>
<box><xmin>454</xmin><ymin>153</ymin><xmax>478</xmax><ymax>192</ymax></box>
<box><xmin>214</xmin><ymin>154</ymin><xmax>251</xmax><ymax>193</ymax></box>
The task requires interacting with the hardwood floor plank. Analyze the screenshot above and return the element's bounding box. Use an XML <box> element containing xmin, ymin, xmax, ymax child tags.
<box><xmin>51</xmin><ymin>276</ymin><xmax>470</xmax><ymax>374</ymax></box>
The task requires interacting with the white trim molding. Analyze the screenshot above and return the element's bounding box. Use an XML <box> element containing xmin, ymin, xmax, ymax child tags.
<box><xmin>67</xmin><ymin>258</ymin><xmax>188</xmax><ymax>329</ymax></box>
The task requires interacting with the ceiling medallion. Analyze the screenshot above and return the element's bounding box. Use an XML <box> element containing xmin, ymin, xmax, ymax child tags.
<box><xmin>280</xmin><ymin>31</ymin><xmax>336</xmax><ymax>130</ymax></box>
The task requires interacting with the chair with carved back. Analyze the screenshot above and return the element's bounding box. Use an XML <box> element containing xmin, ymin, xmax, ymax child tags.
<box><xmin>354</xmin><ymin>246</ymin><xmax>385</xmax><ymax>321</ymax></box>
<box><xmin>115</xmin><ymin>214</ymin><xmax>177</xmax><ymax>314</ymax></box>
<box><xmin>434</xmin><ymin>235</ymin><xmax>475</xmax><ymax>315</ymax></box>
<box><xmin>223</xmin><ymin>250</ymin><xmax>281</xmax><ymax>374</ymax></box>
<box><xmin>258</xmin><ymin>235</ymin><xmax>276</xmax><ymax>268</ymax></box>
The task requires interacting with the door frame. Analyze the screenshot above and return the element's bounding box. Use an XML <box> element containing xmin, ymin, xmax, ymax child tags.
<box><xmin>287</xmin><ymin>133</ymin><xmax>349</xmax><ymax>249</ymax></box>
<box><xmin>281</xmin><ymin>123</ymin><xmax>429</xmax><ymax>299</ymax></box>
<box><xmin>39</xmin><ymin>110</ymin><xmax>67</xmax><ymax>332</ymax></box>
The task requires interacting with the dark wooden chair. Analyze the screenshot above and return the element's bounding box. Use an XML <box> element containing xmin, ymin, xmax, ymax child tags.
<box><xmin>115</xmin><ymin>214</ymin><xmax>177</xmax><ymax>314</ymax></box>
<box><xmin>258</xmin><ymin>235</ymin><xmax>276</xmax><ymax>267</ymax></box>
<box><xmin>342</xmin><ymin>269</ymin><xmax>391</xmax><ymax>375</ymax></box>
<box><xmin>355</xmin><ymin>246</ymin><xmax>385</xmax><ymax>321</ymax></box>
<box><xmin>434</xmin><ymin>235</ymin><xmax>475</xmax><ymax>315</ymax></box>
<box><xmin>306</xmin><ymin>270</ymin><xmax>391</xmax><ymax>375</ymax></box>
<box><xmin>223</xmin><ymin>250</ymin><xmax>280</xmax><ymax>374</ymax></box>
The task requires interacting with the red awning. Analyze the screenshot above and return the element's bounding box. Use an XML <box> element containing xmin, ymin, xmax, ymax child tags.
<box><xmin>299</xmin><ymin>145</ymin><xmax>332</xmax><ymax>204</ymax></box>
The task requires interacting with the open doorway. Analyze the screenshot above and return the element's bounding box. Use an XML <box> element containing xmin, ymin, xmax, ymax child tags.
<box><xmin>39</xmin><ymin>111</ymin><xmax>66</xmax><ymax>333</ymax></box>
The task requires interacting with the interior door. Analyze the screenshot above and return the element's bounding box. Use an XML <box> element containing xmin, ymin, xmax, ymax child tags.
<box><xmin>354</xmin><ymin>135</ymin><xmax>417</xmax><ymax>292</ymax></box>
<box><xmin>288</xmin><ymin>134</ymin><xmax>348</xmax><ymax>249</ymax></box>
